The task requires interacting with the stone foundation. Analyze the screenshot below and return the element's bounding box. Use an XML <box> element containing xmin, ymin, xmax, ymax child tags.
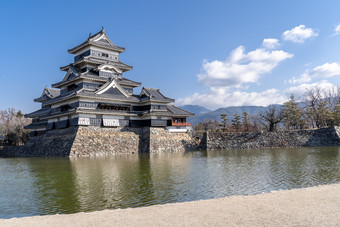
<box><xmin>201</xmin><ymin>127</ymin><xmax>340</xmax><ymax>150</ymax></box>
<box><xmin>70</xmin><ymin>127</ymin><xmax>144</xmax><ymax>157</ymax></box>
<box><xmin>0</xmin><ymin>126</ymin><xmax>197</xmax><ymax>157</ymax></box>
<box><xmin>149</xmin><ymin>127</ymin><xmax>197</xmax><ymax>153</ymax></box>
<box><xmin>3</xmin><ymin>127</ymin><xmax>340</xmax><ymax>157</ymax></box>
<box><xmin>0</xmin><ymin>127</ymin><xmax>78</xmax><ymax>157</ymax></box>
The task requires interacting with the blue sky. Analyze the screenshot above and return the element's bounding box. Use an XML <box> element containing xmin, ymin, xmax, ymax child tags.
<box><xmin>1</xmin><ymin>0</ymin><xmax>340</xmax><ymax>112</ymax></box>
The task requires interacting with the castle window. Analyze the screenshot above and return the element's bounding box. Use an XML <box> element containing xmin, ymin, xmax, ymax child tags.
<box><xmin>101</xmin><ymin>53</ymin><xmax>109</xmax><ymax>57</ymax></box>
<box><xmin>98</xmin><ymin>103</ymin><xmax>130</xmax><ymax>111</ymax></box>
<box><xmin>60</xmin><ymin>105</ymin><xmax>70</xmax><ymax>112</ymax></box>
<box><xmin>67</xmin><ymin>84</ymin><xmax>77</xmax><ymax>91</ymax></box>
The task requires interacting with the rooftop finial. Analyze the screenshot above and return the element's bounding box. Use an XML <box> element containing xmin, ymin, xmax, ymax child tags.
<box><xmin>101</xmin><ymin>26</ymin><xmax>105</xmax><ymax>32</ymax></box>
<box><xmin>89</xmin><ymin>32</ymin><xmax>92</xmax><ymax>37</ymax></box>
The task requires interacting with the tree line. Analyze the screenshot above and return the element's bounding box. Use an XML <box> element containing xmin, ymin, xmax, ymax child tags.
<box><xmin>0</xmin><ymin>108</ymin><xmax>31</xmax><ymax>146</ymax></box>
<box><xmin>194</xmin><ymin>86</ymin><xmax>340</xmax><ymax>133</ymax></box>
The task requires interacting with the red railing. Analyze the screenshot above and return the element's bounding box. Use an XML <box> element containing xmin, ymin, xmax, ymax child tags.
<box><xmin>171</xmin><ymin>122</ymin><xmax>192</xmax><ymax>126</ymax></box>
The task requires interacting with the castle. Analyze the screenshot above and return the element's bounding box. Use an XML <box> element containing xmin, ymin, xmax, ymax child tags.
<box><xmin>25</xmin><ymin>27</ymin><xmax>193</xmax><ymax>136</ymax></box>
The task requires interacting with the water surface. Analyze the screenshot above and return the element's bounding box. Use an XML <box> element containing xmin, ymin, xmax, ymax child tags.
<box><xmin>1</xmin><ymin>147</ymin><xmax>340</xmax><ymax>218</ymax></box>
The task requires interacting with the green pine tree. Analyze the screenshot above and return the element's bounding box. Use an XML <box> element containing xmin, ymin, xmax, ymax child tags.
<box><xmin>220</xmin><ymin>113</ymin><xmax>229</xmax><ymax>130</ymax></box>
<box><xmin>282</xmin><ymin>95</ymin><xmax>304</xmax><ymax>130</ymax></box>
<box><xmin>231</xmin><ymin>113</ymin><xmax>242</xmax><ymax>132</ymax></box>
<box><xmin>242</xmin><ymin>112</ymin><xmax>250</xmax><ymax>131</ymax></box>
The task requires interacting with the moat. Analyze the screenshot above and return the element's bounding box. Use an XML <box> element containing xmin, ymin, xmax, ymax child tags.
<box><xmin>1</xmin><ymin>147</ymin><xmax>340</xmax><ymax>219</ymax></box>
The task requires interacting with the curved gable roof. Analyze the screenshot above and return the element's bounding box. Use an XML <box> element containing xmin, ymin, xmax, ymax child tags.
<box><xmin>140</xmin><ymin>87</ymin><xmax>174</xmax><ymax>103</ymax></box>
<box><xmin>34</xmin><ymin>87</ymin><xmax>60</xmax><ymax>102</ymax></box>
<box><xmin>68</xmin><ymin>27</ymin><xmax>125</xmax><ymax>54</ymax></box>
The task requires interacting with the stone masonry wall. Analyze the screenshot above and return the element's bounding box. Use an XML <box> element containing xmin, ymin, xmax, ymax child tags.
<box><xmin>149</xmin><ymin>128</ymin><xmax>197</xmax><ymax>153</ymax></box>
<box><xmin>69</xmin><ymin>126</ymin><xmax>142</xmax><ymax>157</ymax></box>
<box><xmin>202</xmin><ymin>127</ymin><xmax>340</xmax><ymax>150</ymax></box>
<box><xmin>4</xmin><ymin>126</ymin><xmax>338</xmax><ymax>157</ymax></box>
<box><xmin>0</xmin><ymin>127</ymin><xmax>78</xmax><ymax>157</ymax></box>
<box><xmin>0</xmin><ymin>126</ymin><xmax>197</xmax><ymax>157</ymax></box>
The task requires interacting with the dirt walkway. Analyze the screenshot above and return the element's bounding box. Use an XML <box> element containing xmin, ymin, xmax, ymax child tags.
<box><xmin>2</xmin><ymin>184</ymin><xmax>340</xmax><ymax>226</ymax></box>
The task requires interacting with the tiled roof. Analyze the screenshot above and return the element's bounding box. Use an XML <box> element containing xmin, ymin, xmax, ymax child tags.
<box><xmin>63</xmin><ymin>64</ymin><xmax>82</xmax><ymax>75</ymax></box>
<box><xmin>77</xmin><ymin>90</ymin><xmax>141</xmax><ymax>103</ymax></box>
<box><xmin>61</xmin><ymin>58</ymin><xmax>132</xmax><ymax>72</ymax></box>
<box><xmin>42</xmin><ymin>90</ymin><xmax>78</xmax><ymax>105</ymax></box>
<box><xmin>137</xmin><ymin>105</ymin><xmax>193</xmax><ymax>117</ymax></box>
<box><xmin>167</xmin><ymin>105</ymin><xmax>194</xmax><ymax>117</ymax></box>
<box><xmin>24</xmin><ymin>122</ymin><xmax>47</xmax><ymax>129</ymax></box>
<box><xmin>25</xmin><ymin>108</ymin><xmax>51</xmax><ymax>118</ymax></box>
<box><xmin>118</xmin><ymin>77</ymin><xmax>141</xmax><ymax>87</ymax></box>
<box><xmin>40</xmin><ymin>109</ymin><xmax>77</xmax><ymax>120</ymax></box>
<box><xmin>68</xmin><ymin>27</ymin><xmax>125</xmax><ymax>54</ymax></box>
<box><xmin>76</xmin><ymin>109</ymin><xmax>138</xmax><ymax>117</ymax></box>
<box><xmin>140</xmin><ymin>87</ymin><xmax>174</xmax><ymax>103</ymax></box>
<box><xmin>53</xmin><ymin>71</ymin><xmax>140</xmax><ymax>89</ymax></box>
<box><xmin>52</xmin><ymin>73</ymin><xmax>106</xmax><ymax>88</ymax></box>
<box><xmin>34</xmin><ymin>88</ymin><xmax>60</xmax><ymax>102</ymax></box>
<box><xmin>72</xmin><ymin>57</ymin><xmax>133</xmax><ymax>71</ymax></box>
<box><xmin>46</xmin><ymin>88</ymin><xmax>60</xmax><ymax>98</ymax></box>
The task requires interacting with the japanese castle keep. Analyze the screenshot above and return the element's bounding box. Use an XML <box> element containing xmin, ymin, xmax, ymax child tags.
<box><xmin>22</xmin><ymin>28</ymin><xmax>196</xmax><ymax>157</ymax></box>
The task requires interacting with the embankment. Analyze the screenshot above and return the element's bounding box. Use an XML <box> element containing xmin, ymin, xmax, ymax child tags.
<box><xmin>2</xmin><ymin>126</ymin><xmax>340</xmax><ymax>157</ymax></box>
<box><xmin>200</xmin><ymin>126</ymin><xmax>340</xmax><ymax>150</ymax></box>
<box><xmin>0</xmin><ymin>126</ymin><xmax>196</xmax><ymax>157</ymax></box>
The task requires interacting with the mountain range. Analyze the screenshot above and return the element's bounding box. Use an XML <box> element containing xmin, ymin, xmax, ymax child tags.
<box><xmin>179</xmin><ymin>105</ymin><xmax>274</xmax><ymax>125</ymax></box>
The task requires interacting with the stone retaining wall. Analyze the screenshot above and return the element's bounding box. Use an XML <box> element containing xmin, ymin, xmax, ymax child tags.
<box><xmin>201</xmin><ymin>127</ymin><xmax>340</xmax><ymax>150</ymax></box>
<box><xmin>0</xmin><ymin>127</ymin><xmax>78</xmax><ymax>157</ymax></box>
<box><xmin>0</xmin><ymin>126</ymin><xmax>197</xmax><ymax>157</ymax></box>
<box><xmin>3</xmin><ymin>126</ymin><xmax>339</xmax><ymax>157</ymax></box>
<box><xmin>70</xmin><ymin>126</ymin><xmax>143</xmax><ymax>157</ymax></box>
<box><xmin>149</xmin><ymin>127</ymin><xmax>196</xmax><ymax>153</ymax></box>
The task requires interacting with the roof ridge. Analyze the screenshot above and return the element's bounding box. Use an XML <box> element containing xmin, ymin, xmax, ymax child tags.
<box><xmin>167</xmin><ymin>105</ymin><xmax>195</xmax><ymax>116</ymax></box>
<box><xmin>46</xmin><ymin>87</ymin><xmax>59</xmax><ymax>91</ymax></box>
<box><xmin>144</xmin><ymin>87</ymin><xmax>159</xmax><ymax>90</ymax></box>
<box><xmin>87</xmin><ymin>27</ymin><xmax>105</xmax><ymax>40</ymax></box>
<box><xmin>68</xmin><ymin>28</ymin><xmax>125</xmax><ymax>54</ymax></box>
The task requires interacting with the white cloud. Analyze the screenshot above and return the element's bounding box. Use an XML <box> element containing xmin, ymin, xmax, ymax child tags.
<box><xmin>176</xmin><ymin>80</ymin><xmax>338</xmax><ymax>110</ymax></box>
<box><xmin>284</xmin><ymin>80</ymin><xmax>337</xmax><ymax>99</ymax></box>
<box><xmin>197</xmin><ymin>45</ymin><xmax>293</xmax><ymax>88</ymax></box>
<box><xmin>176</xmin><ymin>26</ymin><xmax>338</xmax><ymax>110</ymax></box>
<box><xmin>282</xmin><ymin>25</ymin><xmax>318</xmax><ymax>43</ymax></box>
<box><xmin>178</xmin><ymin>35</ymin><xmax>293</xmax><ymax>109</ymax></box>
<box><xmin>288</xmin><ymin>73</ymin><xmax>312</xmax><ymax>84</ymax></box>
<box><xmin>289</xmin><ymin>62</ymin><xmax>340</xmax><ymax>84</ymax></box>
<box><xmin>176</xmin><ymin>88</ymin><xmax>286</xmax><ymax>110</ymax></box>
<box><xmin>262</xmin><ymin>38</ymin><xmax>280</xmax><ymax>49</ymax></box>
<box><xmin>334</xmin><ymin>24</ymin><xmax>340</xmax><ymax>36</ymax></box>
<box><xmin>310</xmin><ymin>62</ymin><xmax>340</xmax><ymax>78</ymax></box>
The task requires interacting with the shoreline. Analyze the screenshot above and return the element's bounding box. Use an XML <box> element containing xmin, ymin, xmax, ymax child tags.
<box><xmin>1</xmin><ymin>184</ymin><xmax>340</xmax><ymax>226</ymax></box>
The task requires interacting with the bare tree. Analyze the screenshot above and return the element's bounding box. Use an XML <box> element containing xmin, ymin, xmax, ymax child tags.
<box><xmin>259</xmin><ymin>106</ymin><xmax>284</xmax><ymax>132</ymax></box>
<box><xmin>303</xmin><ymin>86</ymin><xmax>337</xmax><ymax>128</ymax></box>
<box><xmin>323</xmin><ymin>85</ymin><xmax>340</xmax><ymax>113</ymax></box>
<box><xmin>303</xmin><ymin>87</ymin><xmax>322</xmax><ymax>128</ymax></box>
<box><xmin>0</xmin><ymin>108</ymin><xmax>31</xmax><ymax>145</ymax></box>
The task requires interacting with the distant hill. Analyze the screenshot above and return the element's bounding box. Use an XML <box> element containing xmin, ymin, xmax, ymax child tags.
<box><xmin>179</xmin><ymin>105</ymin><xmax>212</xmax><ymax>115</ymax></box>
<box><xmin>184</xmin><ymin>105</ymin><xmax>281</xmax><ymax>125</ymax></box>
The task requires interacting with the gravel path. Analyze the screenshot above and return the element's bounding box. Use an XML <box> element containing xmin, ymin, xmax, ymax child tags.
<box><xmin>1</xmin><ymin>183</ymin><xmax>340</xmax><ymax>226</ymax></box>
